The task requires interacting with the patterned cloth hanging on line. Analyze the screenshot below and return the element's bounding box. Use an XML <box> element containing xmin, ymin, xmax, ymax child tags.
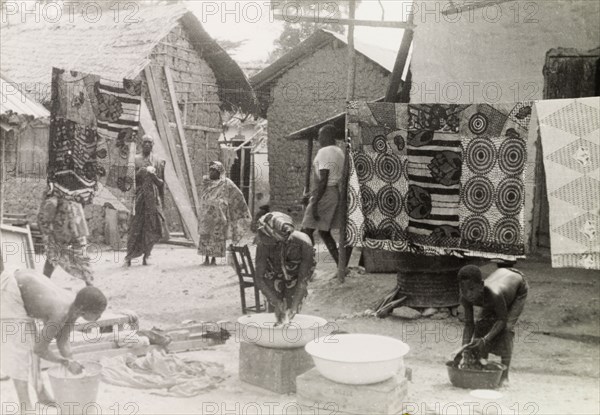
<box><xmin>536</xmin><ymin>97</ymin><xmax>600</xmax><ymax>270</ymax></box>
<box><xmin>346</xmin><ymin>101</ymin><xmax>534</xmax><ymax>259</ymax></box>
<box><xmin>49</xmin><ymin>67</ymin><xmax>141</xmax><ymax>209</ymax></box>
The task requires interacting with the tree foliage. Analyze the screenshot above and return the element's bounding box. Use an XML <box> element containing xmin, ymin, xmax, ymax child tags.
<box><xmin>269</xmin><ymin>0</ymin><xmax>360</xmax><ymax>62</ymax></box>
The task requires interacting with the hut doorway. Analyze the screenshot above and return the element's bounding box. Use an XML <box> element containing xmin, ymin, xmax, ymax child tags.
<box><xmin>229</xmin><ymin>139</ymin><xmax>252</xmax><ymax>204</ymax></box>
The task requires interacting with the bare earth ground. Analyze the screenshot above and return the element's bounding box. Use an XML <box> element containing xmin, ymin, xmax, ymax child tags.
<box><xmin>1</xmin><ymin>242</ymin><xmax>599</xmax><ymax>414</ymax></box>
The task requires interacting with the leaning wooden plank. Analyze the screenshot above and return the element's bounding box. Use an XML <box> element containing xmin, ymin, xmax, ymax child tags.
<box><xmin>144</xmin><ymin>66</ymin><xmax>186</xmax><ymax>182</ymax></box>
<box><xmin>183</xmin><ymin>124</ymin><xmax>222</xmax><ymax>133</ymax></box>
<box><xmin>165</xmin><ymin>337</ymin><xmax>226</xmax><ymax>353</ymax></box>
<box><xmin>42</xmin><ymin>338</ymin><xmax>226</xmax><ymax>371</ymax></box>
<box><xmin>41</xmin><ymin>345</ymin><xmax>161</xmax><ymax>370</ymax></box>
<box><xmin>140</xmin><ymin>101</ymin><xmax>199</xmax><ymax>245</ymax></box>
<box><xmin>50</xmin><ymin>342</ymin><xmax>118</xmax><ymax>356</ymax></box>
<box><xmin>164</xmin><ymin>238</ymin><xmax>196</xmax><ymax>248</ymax></box>
<box><xmin>144</xmin><ymin>67</ymin><xmax>175</xmax><ymax>165</ymax></box>
<box><xmin>144</xmin><ymin>66</ymin><xmax>191</xmax><ymax>240</ymax></box>
<box><xmin>164</xmin><ymin>66</ymin><xmax>200</xmax><ymax>217</ymax></box>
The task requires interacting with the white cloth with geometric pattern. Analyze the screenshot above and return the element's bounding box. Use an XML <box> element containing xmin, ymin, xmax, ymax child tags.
<box><xmin>536</xmin><ymin>97</ymin><xmax>600</xmax><ymax>270</ymax></box>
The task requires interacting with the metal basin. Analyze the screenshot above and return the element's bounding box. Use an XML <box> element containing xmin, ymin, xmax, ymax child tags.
<box><xmin>446</xmin><ymin>361</ymin><xmax>506</xmax><ymax>389</ymax></box>
<box><xmin>305</xmin><ymin>334</ymin><xmax>410</xmax><ymax>385</ymax></box>
<box><xmin>237</xmin><ymin>313</ymin><xmax>331</xmax><ymax>349</ymax></box>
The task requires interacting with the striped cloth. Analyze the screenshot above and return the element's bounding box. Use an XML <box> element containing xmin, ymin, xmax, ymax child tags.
<box><xmin>346</xmin><ymin>101</ymin><xmax>533</xmax><ymax>259</ymax></box>
<box><xmin>95</xmin><ymin>78</ymin><xmax>142</xmax><ymax>211</ymax></box>
<box><xmin>406</xmin><ymin>104</ymin><xmax>463</xmax><ymax>249</ymax></box>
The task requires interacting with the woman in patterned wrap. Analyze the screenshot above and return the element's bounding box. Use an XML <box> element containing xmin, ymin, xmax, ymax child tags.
<box><xmin>38</xmin><ymin>184</ymin><xmax>94</xmax><ymax>286</ymax></box>
<box><xmin>125</xmin><ymin>135</ymin><xmax>166</xmax><ymax>266</ymax></box>
<box><xmin>197</xmin><ymin>161</ymin><xmax>251</xmax><ymax>265</ymax></box>
<box><xmin>255</xmin><ymin>212</ymin><xmax>316</xmax><ymax>325</ymax></box>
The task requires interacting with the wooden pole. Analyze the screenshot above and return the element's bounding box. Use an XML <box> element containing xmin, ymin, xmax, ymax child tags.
<box><xmin>250</xmin><ymin>151</ymin><xmax>256</xmax><ymax>217</ymax></box>
<box><xmin>338</xmin><ymin>0</ymin><xmax>357</xmax><ymax>283</ymax></box>
<box><xmin>273</xmin><ymin>14</ymin><xmax>414</xmax><ymax>29</ymax></box>
<box><xmin>144</xmin><ymin>66</ymin><xmax>191</xmax><ymax>239</ymax></box>
<box><xmin>0</xmin><ymin>136</ymin><xmax>5</xmax><ymax>225</ymax></box>
<box><xmin>240</xmin><ymin>145</ymin><xmax>247</xmax><ymax>201</ymax></box>
<box><xmin>385</xmin><ymin>9</ymin><xmax>415</xmax><ymax>102</ymax></box>
<box><xmin>164</xmin><ymin>66</ymin><xmax>201</xmax><ymax>218</ymax></box>
<box><xmin>304</xmin><ymin>136</ymin><xmax>313</xmax><ymax>203</ymax></box>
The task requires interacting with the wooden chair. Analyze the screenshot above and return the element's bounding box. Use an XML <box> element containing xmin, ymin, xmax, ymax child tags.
<box><xmin>2</xmin><ymin>212</ymin><xmax>44</xmax><ymax>254</ymax></box>
<box><xmin>229</xmin><ymin>244</ymin><xmax>269</xmax><ymax>314</ymax></box>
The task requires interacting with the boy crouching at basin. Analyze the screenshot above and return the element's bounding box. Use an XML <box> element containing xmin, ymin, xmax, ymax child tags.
<box><xmin>1</xmin><ymin>267</ymin><xmax>107</xmax><ymax>414</ymax></box>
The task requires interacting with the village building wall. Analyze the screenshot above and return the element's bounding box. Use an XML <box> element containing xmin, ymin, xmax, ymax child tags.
<box><xmin>266</xmin><ymin>44</ymin><xmax>389</xmax><ymax>222</ymax></box>
<box><xmin>410</xmin><ymin>0</ymin><xmax>600</xmax><ymax>104</ymax></box>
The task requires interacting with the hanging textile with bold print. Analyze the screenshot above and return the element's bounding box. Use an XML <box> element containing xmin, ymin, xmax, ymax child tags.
<box><xmin>458</xmin><ymin>103</ymin><xmax>530</xmax><ymax>256</ymax></box>
<box><xmin>95</xmin><ymin>77</ymin><xmax>142</xmax><ymax>211</ymax></box>
<box><xmin>406</xmin><ymin>104</ymin><xmax>464</xmax><ymax>250</ymax></box>
<box><xmin>49</xmin><ymin>68</ymin><xmax>141</xmax><ymax>209</ymax></box>
<box><xmin>346</xmin><ymin>101</ymin><xmax>533</xmax><ymax>258</ymax></box>
<box><xmin>537</xmin><ymin>97</ymin><xmax>600</xmax><ymax>270</ymax></box>
<box><xmin>49</xmin><ymin>69</ymin><xmax>100</xmax><ymax>204</ymax></box>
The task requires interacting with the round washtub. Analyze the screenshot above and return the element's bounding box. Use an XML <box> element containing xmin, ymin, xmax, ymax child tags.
<box><xmin>48</xmin><ymin>361</ymin><xmax>102</xmax><ymax>415</ymax></box>
<box><xmin>446</xmin><ymin>361</ymin><xmax>506</xmax><ymax>389</ymax></box>
<box><xmin>305</xmin><ymin>334</ymin><xmax>410</xmax><ymax>385</ymax></box>
<box><xmin>237</xmin><ymin>313</ymin><xmax>331</xmax><ymax>349</ymax></box>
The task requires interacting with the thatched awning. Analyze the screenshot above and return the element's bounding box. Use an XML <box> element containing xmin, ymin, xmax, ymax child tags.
<box><xmin>0</xmin><ymin>4</ymin><xmax>257</xmax><ymax>114</ymax></box>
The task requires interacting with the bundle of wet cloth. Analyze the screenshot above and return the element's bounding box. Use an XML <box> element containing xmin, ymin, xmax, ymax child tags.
<box><xmin>101</xmin><ymin>349</ymin><xmax>225</xmax><ymax>397</ymax></box>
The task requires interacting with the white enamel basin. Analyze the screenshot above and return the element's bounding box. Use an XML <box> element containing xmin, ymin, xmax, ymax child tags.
<box><xmin>237</xmin><ymin>313</ymin><xmax>331</xmax><ymax>349</ymax></box>
<box><xmin>305</xmin><ymin>333</ymin><xmax>410</xmax><ymax>384</ymax></box>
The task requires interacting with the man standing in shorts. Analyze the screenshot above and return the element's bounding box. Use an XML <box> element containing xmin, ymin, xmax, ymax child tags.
<box><xmin>301</xmin><ymin>125</ymin><xmax>348</xmax><ymax>266</ymax></box>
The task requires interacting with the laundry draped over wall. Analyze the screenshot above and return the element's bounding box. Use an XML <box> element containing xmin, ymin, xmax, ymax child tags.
<box><xmin>49</xmin><ymin>67</ymin><xmax>142</xmax><ymax>210</ymax></box>
<box><xmin>346</xmin><ymin>101</ymin><xmax>535</xmax><ymax>260</ymax></box>
<box><xmin>536</xmin><ymin>97</ymin><xmax>600</xmax><ymax>270</ymax></box>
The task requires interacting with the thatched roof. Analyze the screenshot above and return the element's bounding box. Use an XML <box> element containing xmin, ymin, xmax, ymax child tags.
<box><xmin>0</xmin><ymin>3</ymin><xmax>257</xmax><ymax>113</ymax></box>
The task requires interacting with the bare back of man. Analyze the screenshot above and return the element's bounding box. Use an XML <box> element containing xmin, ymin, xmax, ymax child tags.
<box><xmin>2</xmin><ymin>268</ymin><xmax>107</xmax><ymax>413</ymax></box>
<box><xmin>16</xmin><ymin>269</ymin><xmax>74</xmax><ymax>324</ymax></box>
<box><xmin>483</xmin><ymin>268</ymin><xmax>523</xmax><ymax>310</ymax></box>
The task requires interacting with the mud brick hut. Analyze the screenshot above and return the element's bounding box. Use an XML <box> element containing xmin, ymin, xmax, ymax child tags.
<box><xmin>251</xmin><ymin>29</ymin><xmax>399</xmax><ymax>222</ymax></box>
<box><xmin>1</xmin><ymin>75</ymin><xmax>51</xmax><ymax>254</ymax></box>
<box><xmin>0</xmin><ymin>3</ymin><xmax>256</xmax><ymax>242</ymax></box>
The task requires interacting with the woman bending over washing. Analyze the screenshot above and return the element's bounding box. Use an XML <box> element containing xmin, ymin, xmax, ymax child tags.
<box><xmin>255</xmin><ymin>212</ymin><xmax>316</xmax><ymax>325</ymax></box>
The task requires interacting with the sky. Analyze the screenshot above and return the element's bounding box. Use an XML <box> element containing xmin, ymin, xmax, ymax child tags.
<box><xmin>187</xmin><ymin>0</ymin><xmax>408</xmax><ymax>63</ymax></box>
<box><xmin>2</xmin><ymin>1</ymin><xmax>407</xmax><ymax>64</ymax></box>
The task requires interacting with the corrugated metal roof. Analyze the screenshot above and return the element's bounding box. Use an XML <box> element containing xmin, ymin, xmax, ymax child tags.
<box><xmin>0</xmin><ymin>77</ymin><xmax>50</xmax><ymax>118</ymax></box>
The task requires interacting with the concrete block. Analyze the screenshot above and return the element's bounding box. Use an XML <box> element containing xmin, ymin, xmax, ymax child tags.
<box><xmin>296</xmin><ymin>368</ymin><xmax>409</xmax><ymax>415</ymax></box>
<box><xmin>239</xmin><ymin>341</ymin><xmax>314</xmax><ymax>394</ymax></box>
